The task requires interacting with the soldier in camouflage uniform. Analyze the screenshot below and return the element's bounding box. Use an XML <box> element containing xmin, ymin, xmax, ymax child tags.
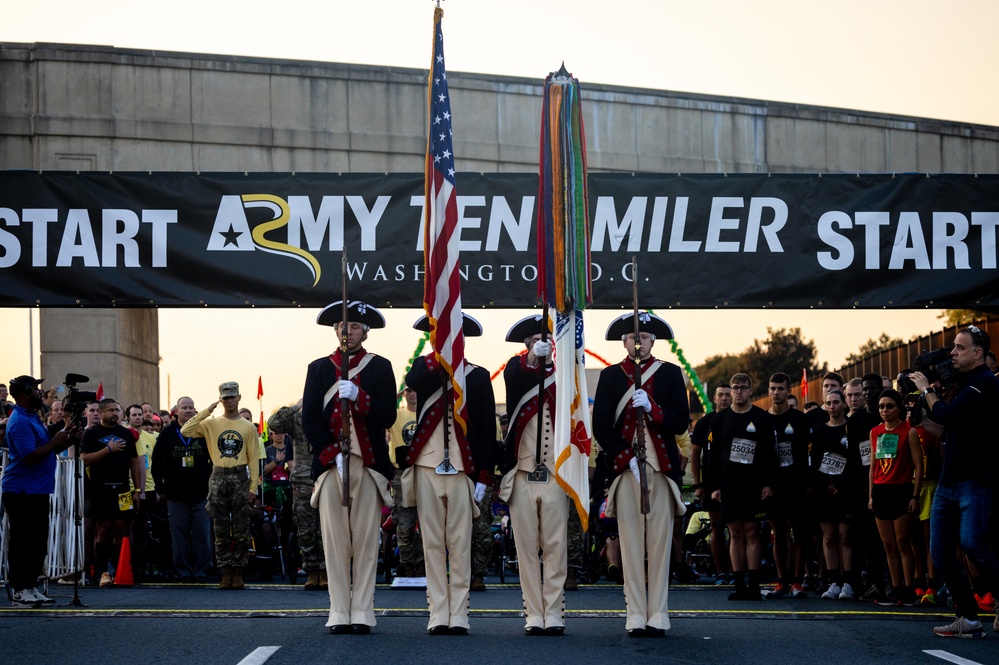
<box><xmin>268</xmin><ymin>402</ymin><xmax>326</xmax><ymax>590</ymax></box>
<box><xmin>471</xmin><ymin>483</ymin><xmax>494</xmax><ymax>590</ymax></box>
<box><xmin>181</xmin><ymin>382</ymin><xmax>262</xmax><ymax>590</ymax></box>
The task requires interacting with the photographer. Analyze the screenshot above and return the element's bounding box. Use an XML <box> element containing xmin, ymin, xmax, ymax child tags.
<box><xmin>1</xmin><ymin>375</ymin><xmax>80</xmax><ymax>607</ymax></box>
<box><xmin>911</xmin><ymin>326</ymin><xmax>999</xmax><ymax>638</ymax></box>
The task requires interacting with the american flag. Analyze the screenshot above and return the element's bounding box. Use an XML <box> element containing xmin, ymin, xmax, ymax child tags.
<box><xmin>423</xmin><ymin>6</ymin><xmax>469</xmax><ymax>434</ymax></box>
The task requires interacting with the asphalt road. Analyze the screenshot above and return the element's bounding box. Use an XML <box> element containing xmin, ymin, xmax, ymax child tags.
<box><xmin>2</xmin><ymin>578</ymin><xmax>995</xmax><ymax>665</ymax></box>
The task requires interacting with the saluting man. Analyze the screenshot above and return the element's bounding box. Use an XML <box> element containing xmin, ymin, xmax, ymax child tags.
<box><xmin>592</xmin><ymin>312</ymin><xmax>690</xmax><ymax>638</ymax></box>
<box><xmin>402</xmin><ymin>313</ymin><xmax>496</xmax><ymax>636</ymax></box>
<box><xmin>302</xmin><ymin>301</ymin><xmax>396</xmax><ymax>635</ymax></box>
<box><xmin>499</xmin><ymin>314</ymin><xmax>569</xmax><ymax>636</ymax></box>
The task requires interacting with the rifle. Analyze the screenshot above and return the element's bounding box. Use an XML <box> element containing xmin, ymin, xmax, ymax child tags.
<box><xmin>528</xmin><ymin>305</ymin><xmax>550</xmax><ymax>484</ymax></box>
<box><xmin>339</xmin><ymin>252</ymin><xmax>352</xmax><ymax>506</ymax></box>
<box><xmin>631</xmin><ymin>256</ymin><xmax>651</xmax><ymax>514</ymax></box>
<box><xmin>436</xmin><ymin>369</ymin><xmax>458</xmax><ymax>475</ymax></box>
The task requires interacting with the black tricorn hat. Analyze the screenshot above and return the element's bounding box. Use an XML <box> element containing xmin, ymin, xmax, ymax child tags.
<box><xmin>413</xmin><ymin>313</ymin><xmax>483</xmax><ymax>337</ymax></box>
<box><xmin>605</xmin><ymin>312</ymin><xmax>674</xmax><ymax>341</ymax></box>
<box><xmin>505</xmin><ymin>314</ymin><xmax>547</xmax><ymax>343</ymax></box>
<box><xmin>316</xmin><ymin>301</ymin><xmax>386</xmax><ymax>329</ymax></box>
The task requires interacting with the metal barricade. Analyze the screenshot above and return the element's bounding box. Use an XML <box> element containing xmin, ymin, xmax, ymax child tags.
<box><xmin>0</xmin><ymin>451</ymin><xmax>85</xmax><ymax>585</ymax></box>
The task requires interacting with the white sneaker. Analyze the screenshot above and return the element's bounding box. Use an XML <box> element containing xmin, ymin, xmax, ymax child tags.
<box><xmin>933</xmin><ymin>616</ymin><xmax>985</xmax><ymax>638</ymax></box>
<box><xmin>11</xmin><ymin>589</ymin><xmax>42</xmax><ymax>608</ymax></box>
<box><xmin>821</xmin><ymin>583</ymin><xmax>842</xmax><ymax>599</ymax></box>
<box><xmin>838</xmin><ymin>582</ymin><xmax>855</xmax><ymax>600</ymax></box>
<box><xmin>32</xmin><ymin>588</ymin><xmax>55</xmax><ymax>604</ymax></box>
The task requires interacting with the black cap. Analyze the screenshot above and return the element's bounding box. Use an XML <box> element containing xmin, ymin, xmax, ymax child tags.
<box><xmin>413</xmin><ymin>313</ymin><xmax>483</xmax><ymax>337</ymax></box>
<box><xmin>604</xmin><ymin>312</ymin><xmax>674</xmax><ymax>341</ymax></box>
<box><xmin>9</xmin><ymin>375</ymin><xmax>44</xmax><ymax>397</ymax></box>
<box><xmin>316</xmin><ymin>300</ymin><xmax>386</xmax><ymax>329</ymax></box>
<box><xmin>505</xmin><ymin>314</ymin><xmax>547</xmax><ymax>343</ymax></box>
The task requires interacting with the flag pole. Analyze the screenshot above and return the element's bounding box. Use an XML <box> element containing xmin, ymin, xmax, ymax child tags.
<box><xmin>530</xmin><ymin>304</ymin><xmax>550</xmax><ymax>483</ymax></box>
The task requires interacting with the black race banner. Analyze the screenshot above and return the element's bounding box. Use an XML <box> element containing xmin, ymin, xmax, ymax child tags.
<box><xmin>0</xmin><ymin>172</ymin><xmax>996</xmax><ymax>309</ymax></box>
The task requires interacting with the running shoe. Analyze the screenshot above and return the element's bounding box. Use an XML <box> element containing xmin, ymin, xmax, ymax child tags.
<box><xmin>765</xmin><ymin>583</ymin><xmax>788</xmax><ymax>599</ymax></box>
<box><xmin>932</xmin><ymin>616</ymin><xmax>985</xmax><ymax>639</ymax></box>
<box><xmin>976</xmin><ymin>592</ymin><xmax>995</xmax><ymax>613</ymax></box>
<box><xmin>921</xmin><ymin>588</ymin><xmax>937</xmax><ymax>606</ymax></box>
<box><xmin>897</xmin><ymin>587</ymin><xmax>920</xmax><ymax>606</ymax></box>
<box><xmin>99</xmin><ymin>572</ymin><xmax>113</xmax><ymax>588</ymax></box>
<box><xmin>838</xmin><ymin>582</ymin><xmax>855</xmax><ymax>600</ymax></box>
<box><xmin>791</xmin><ymin>583</ymin><xmax>807</xmax><ymax>599</ymax></box>
<box><xmin>821</xmin><ymin>583</ymin><xmax>842</xmax><ymax>599</ymax></box>
<box><xmin>11</xmin><ymin>590</ymin><xmax>42</xmax><ymax>608</ymax></box>
<box><xmin>31</xmin><ymin>588</ymin><xmax>55</xmax><ymax>605</ymax></box>
<box><xmin>877</xmin><ymin>587</ymin><xmax>899</xmax><ymax>607</ymax></box>
<box><xmin>860</xmin><ymin>584</ymin><xmax>883</xmax><ymax>602</ymax></box>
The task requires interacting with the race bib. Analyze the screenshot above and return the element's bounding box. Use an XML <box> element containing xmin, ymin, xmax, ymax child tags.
<box><xmin>859</xmin><ymin>439</ymin><xmax>871</xmax><ymax>466</ymax></box>
<box><xmin>876</xmin><ymin>432</ymin><xmax>899</xmax><ymax>460</ymax></box>
<box><xmin>777</xmin><ymin>441</ymin><xmax>793</xmax><ymax>467</ymax></box>
<box><xmin>729</xmin><ymin>437</ymin><xmax>757</xmax><ymax>465</ymax></box>
<box><xmin>818</xmin><ymin>452</ymin><xmax>847</xmax><ymax>476</ymax></box>
<box><xmin>118</xmin><ymin>490</ymin><xmax>134</xmax><ymax>511</ymax></box>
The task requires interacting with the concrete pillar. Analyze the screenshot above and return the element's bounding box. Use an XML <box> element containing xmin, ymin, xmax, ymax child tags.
<box><xmin>40</xmin><ymin>309</ymin><xmax>160</xmax><ymax>409</ymax></box>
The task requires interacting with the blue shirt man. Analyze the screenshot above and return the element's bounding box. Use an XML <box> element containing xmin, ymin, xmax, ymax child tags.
<box><xmin>1</xmin><ymin>375</ymin><xmax>79</xmax><ymax>607</ymax></box>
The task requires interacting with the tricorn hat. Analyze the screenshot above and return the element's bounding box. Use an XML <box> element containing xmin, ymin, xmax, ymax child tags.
<box><xmin>505</xmin><ymin>314</ymin><xmax>547</xmax><ymax>343</ymax></box>
<box><xmin>316</xmin><ymin>300</ymin><xmax>386</xmax><ymax>329</ymax></box>
<box><xmin>604</xmin><ymin>312</ymin><xmax>674</xmax><ymax>341</ymax></box>
<box><xmin>413</xmin><ymin>313</ymin><xmax>483</xmax><ymax>337</ymax></box>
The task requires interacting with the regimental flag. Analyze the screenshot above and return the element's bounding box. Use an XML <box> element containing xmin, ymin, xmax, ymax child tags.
<box><xmin>257</xmin><ymin>376</ymin><xmax>264</xmax><ymax>400</ymax></box>
<box><xmin>423</xmin><ymin>7</ymin><xmax>469</xmax><ymax>434</ymax></box>
<box><xmin>553</xmin><ymin>310</ymin><xmax>592</xmax><ymax>531</ymax></box>
<box><xmin>538</xmin><ymin>65</ymin><xmax>592</xmax><ymax>529</ymax></box>
<box><xmin>801</xmin><ymin>368</ymin><xmax>808</xmax><ymax>401</ymax></box>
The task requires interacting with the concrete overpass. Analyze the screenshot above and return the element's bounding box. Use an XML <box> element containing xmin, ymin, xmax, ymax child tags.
<box><xmin>2</xmin><ymin>42</ymin><xmax>997</xmax><ymax>405</ymax></box>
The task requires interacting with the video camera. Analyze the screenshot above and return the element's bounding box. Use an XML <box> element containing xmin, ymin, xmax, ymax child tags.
<box><xmin>897</xmin><ymin>347</ymin><xmax>957</xmax><ymax>395</ymax></box>
<box><xmin>64</xmin><ymin>373</ymin><xmax>98</xmax><ymax>423</ymax></box>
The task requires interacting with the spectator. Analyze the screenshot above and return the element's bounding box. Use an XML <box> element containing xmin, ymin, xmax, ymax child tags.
<box><xmin>80</xmin><ymin>398</ymin><xmax>141</xmax><ymax>587</ymax></box>
<box><xmin>181</xmin><ymin>382</ymin><xmax>262</xmax><ymax>591</ymax></box>
<box><xmin>913</xmin><ymin>326</ymin><xmax>999</xmax><ymax>638</ymax></box>
<box><xmin>2</xmin><ymin>375</ymin><xmax>80</xmax><ymax>606</ymax></box>
<box><xmin>0</xmin><ymin>382</ymin><xmax>13</xmax><ymax>424</ymax></box>
<box><xmin>152</xmin><ymin>396</ymin><xmax>213</xmax><ymax>583</ymax></box>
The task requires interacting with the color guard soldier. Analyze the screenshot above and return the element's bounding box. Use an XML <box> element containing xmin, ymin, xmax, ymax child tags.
<box><xmin>401</xmin><ymin>313</ymin><xmax>496</xmax><ymax>636</ymax></box>
<box><xmin>302</xmin><ymin>301</ymin><xmax>396</xmax><ymax>635</ymax></box>
<box><xmin>592</xmin><ymin>312</ymin><xmax>690</xmax><ymax>637</ymax></box>
<box><xmin>498</xmin><ymin>314</ymin><xmax>568</xmax><ymax>635</ymax></box>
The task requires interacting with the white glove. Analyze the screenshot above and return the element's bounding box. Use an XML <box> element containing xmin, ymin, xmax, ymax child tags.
<box><xmin>473</xmin><ymin>482</ymin><xmax>488</xmax><ymax>503</ymax></box>
<box><xmin>532</xmin><ymin>340</ymin><xmax>552</xmax><ymax>358</ymax></box>
<box><xmin>629</xmin><ymin>457</ymin><xmax>642</xmax><ymax>484</ymax></box>
<box><xmin>335</xmin><ymin>453</ymin><xmax>345</xmax><ymax>480</ymax></box>
<box><xmin>339</xmin><ymin>381</ymin><xmax>358</xmax><ymax>402</ymax></box>
<box><xmin>632</xmin><ymin>388</ymin><xmax>651</xmax><ymax>412</ymax></box>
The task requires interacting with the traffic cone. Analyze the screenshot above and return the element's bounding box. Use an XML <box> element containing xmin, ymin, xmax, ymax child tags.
<box><xmin>115</xmin><ymin>537</ymin><xmax>135</xmax><ymax>587</ymax></box>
